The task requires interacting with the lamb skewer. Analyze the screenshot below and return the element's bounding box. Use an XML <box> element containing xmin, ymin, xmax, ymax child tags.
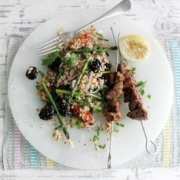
<box><xmin>118</xmin><ymin>63</ymin><xmax>148</xmax><ymax>120</ymax></box>
<box><xmin>107</xmin><ymin>29</ymin><xmax>123</xmax><ymax>169</ymax></box>
<box><xmin>118</xmin><ymin>61</ymin><xmax>156</xmax><ymax>154</ymax></box>
<box><xmin>107</xmin><ymin>29</ymin><xmax>156</xmax><ymax>169</ymax></box>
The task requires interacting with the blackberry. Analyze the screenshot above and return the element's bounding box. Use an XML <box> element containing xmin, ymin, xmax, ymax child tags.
<box><xmin>26</xmin><ymin>66</ymin><xmax>38</xmax><ymax>80</ymax></box>
<box><xmin>104</xmin><ymin>63</ymin><xmax>111</xmax><ymax>71</ymax></box>
<box><xmin>39</xmin><ymin>105</ymin><xmax>56</xmax><ymax>120</ymax></box>
<box><xmin>89</xmin><ymin>59</ymin><xmax>101</xmax><ymax>72</ymax></box>
<box><xmin>48</xmin><ymin>57</ymin><xmax>61</xmax><ymax>71</ymax></box>
<box><xmin>59</xmin><ymin>99</ymin><xmax>71</xmax><ymax>117</ymax></box>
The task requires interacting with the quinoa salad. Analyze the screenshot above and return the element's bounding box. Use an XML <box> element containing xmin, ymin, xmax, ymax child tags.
<box><xmin>26</xmin><ymin>26</ymin><xmax>124</xmax><ymax>149</ymax></box>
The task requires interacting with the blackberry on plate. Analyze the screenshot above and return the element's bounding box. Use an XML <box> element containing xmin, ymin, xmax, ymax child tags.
<box><xmin>48</xmin><ymin>57</ymin><xmax>61</xmax><ymax>71</ymax></box>
<box><xmin>39</xmin><ymin>105</ymin><xmax>56</xmax><ymax>120</ymax></box>
<box><xmin>26</xmin><ymin>66</ymin><xmax>38</xmax><ymax>80</ymax></box>
<box><xmin>59</xmin><ymin>99</ymin><xmax>71</xmax><ymax>117</ymax></box>
<box><xmin>89</xmin><ymin>59</ymin><xmax>101</xmax><ymax>72</ymax></box>
<box><xmin>104</xmin><ymin>63</ymin><xmax>111</xmax><ymax>71</ymax></box>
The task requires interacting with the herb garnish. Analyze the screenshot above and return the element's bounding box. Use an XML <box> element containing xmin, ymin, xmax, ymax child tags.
<box><xmin>71</xmin><ymin>119</ymin><xmax>83</xmax><ymax>129</ymax></box>
<box><xmin>93</xmin><ymin>126</ymin><xmax>106</xmax><ymax>150</ymax></box>
<box><xmin>62</xmin><ymin>53</ymin><xmax>77</xmax><ymax>68</ymax></box>
<box><xmin>98</xmin><ymin>144</ymin><xmax>106</xmax><ymax>149</ymax></box>
<box><xmin>38</xmin><ymin>70</ymin><xmax>44</xmax><ymax>77</ymax></box>
<box><xmin>114</xmin><ymin>122</ymin><xmax>124</xmax><ymax>133</ymax></box>
<box><xmin>139</xmin><ymin>89</ymin><xmax>145</xmax><ymax>95</ymax></box>
<box><xmin>147</xmin><ymin>94</ymin><xmax>151</xmax><ymax>99</ymax></box>
<box><xmin>75</xmin><ymin>120</ymin><xmax>82</xmax><ymax>129</ymax></box>
<box><xmin>35</xmin><ymin>82</ymin><xmax>39</xmax><ymax>89</ymax></box>
<box><xmin>116</xmin><ymin>122</ymin><xmax>124</xmax><ymax>127</ymax></box>
<box><xmin>137</xmin><ymin>80</ymin><xmax>147</xmax><ymax>95</ymax></box>
<box><xmin>114</xmin><ymin>127</ymin><xmax>119</xmax><ymax>133</ymax></box>
<box><xmin>42</xmin><ymin>52</ymin><xmax>59</xmax><ymax>66</ymax></box>
<box><xmin>131</xmin><ymin>67</ymin><xmax>136</xmax><ymax>72</ymax></box>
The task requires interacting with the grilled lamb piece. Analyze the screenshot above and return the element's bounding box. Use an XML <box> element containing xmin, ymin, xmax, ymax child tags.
<box><xmin>109</xmin><ymin>72</ymin><xmax>125</xmax><ymax>85</ymax></box>
<box><xmin>106</xmin><ymin>112</ymin><xmax>123</xmax><ymax>122</ymax></box>
<box><xmin>129</xmin><ymin>99</ymin><xmax>142</xmax><ymax>111</ymax></box>
<box><xmin>109</xmin><ymin>73</ymin><xmax>115</xmax><ymax>85</ymax></box>
<box><xmin>107</xmin><ymin>99</ymin><xmax>121</xmax><ymax>112</ymax></box>
<box><xmin>113</xmin><ymin>82</ymin><xmax>123</xmax><ymax>92</ymax></box>
<box><xmin>127</xmin><ymin>107</ymin><xmax>148</xmax><ymax>120</ymax></box>
<box><xmin>123</xmin><ymin>79</ymin><xmax>136</xmax><ymax>90</ymax></box>
<box><xmin>114</xmin><ymin>72</ymin><xmax>125</xmax><ymax>83</ymax></box>
<box><xmin>124</xmin><ymin>87</ymin><xmax>141</xmax><ymax>103</ymax></box>
<box><xmin>123</xmin><ymin>69</ymin><xmax>135</xmax><ymax>80</ymax></box>
<box><xmin>118</xmin><ymin>63</ymin><xmax>130</xmax><ymax>74</ymax></box>
<box><xmin>105</xmin><ymin>89</ymin><xmax>123</xmax><ymax>100</ymax></box>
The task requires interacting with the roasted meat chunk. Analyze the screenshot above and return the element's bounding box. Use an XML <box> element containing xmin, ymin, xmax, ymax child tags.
<box><xmin>113</xmin><ymin>82</ymin><xmax>123</xmax><ymax>92</ymax></box>
<box><xmin>123</xmin><ymin>79</ymin><xmax>136</xmax><ymax>90</ymax></box>
<box><xmin>123</xmin><ymin>69</ymin><xmax>135</xmax><ymax>80</ymax></box>
<box><xmin>109</xmin><ymin>72</ymin><xmax>125</xmax><ymax>85</ymax></box>
<box><xmin>127</xmin><ymin>107</ymin><xmax>148</xmax><ymax>120</ymax></box>
<box><xmin>128</xmin><ymin>99</ymin><xmax>142</xmax><ymax>111</ymax></box>
<box><xmin>109</xmin><ymin>73</ymin><xmax>115</xmax><ymax>85</ymax></box>
<box><xmin>107</xmin><ymin>99</ymin><xmax>121</xmax><ymax>112</ymax></box>
<box><xmin>124</xmin><ymin>87</ymin><xmax>141</xmax><ymax>103</ymax></box>
<box><xmin>106</xmin><ymin>112</ymin><xmax>123</xmax><ymax>122</ymax></box>
<box><xmin>105</xmin><ymin>89</ymin><xmax>123</xmax><ymax>99</ymax></box>
<box><xmin>118</xmin><ymin>63</ymin><xmax>130</xmax><ymax>74</ymax></box>
<box><xmin>114</xmin><ymin>72</ymin><xmax>125</xmax><ymax>83</ymax></box>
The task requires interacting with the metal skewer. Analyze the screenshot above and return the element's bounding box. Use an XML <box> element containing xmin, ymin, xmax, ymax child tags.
<box><xmin>108</xmin><ymin>28</ymin><xmax>156</xmax><ymax>167</ymax></box>
<box><xmin>140</xmin><ymin>121</ymin><xmax>156</xmax><ymax>154</ymax></box>
<box><xmin>107</xmin><ymin>28</ymin><xmax>120</xmax><ymax>169</ymax></box>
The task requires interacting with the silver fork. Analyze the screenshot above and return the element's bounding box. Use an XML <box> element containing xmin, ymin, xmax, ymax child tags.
<box><xmin>36</xmin><ymin>0</ymin><xmax>131</xmax><ymax>56</ymax></box>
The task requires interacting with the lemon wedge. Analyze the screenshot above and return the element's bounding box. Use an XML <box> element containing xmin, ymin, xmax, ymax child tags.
<box><xmin>119</xmin><ymin>35</ymin><xmax>151</xmax><ymax>61</ymax></box>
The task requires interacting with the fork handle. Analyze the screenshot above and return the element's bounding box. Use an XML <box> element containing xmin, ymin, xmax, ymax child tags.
<box><xmin>75</xmin><ymin>0</ymin><xmax>131</xmax><ymax>33</ymax></box>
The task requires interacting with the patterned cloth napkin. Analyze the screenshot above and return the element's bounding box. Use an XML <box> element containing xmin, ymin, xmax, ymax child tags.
<box><xmin>3</xmin><ymin>37</ymin><xmax>180</xmax><ymax>170</ymax></box>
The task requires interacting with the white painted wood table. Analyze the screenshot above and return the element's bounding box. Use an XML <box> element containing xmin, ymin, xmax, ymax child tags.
<box><xmin>1</xmin><ymin>0</ymin><xmax>180</xmax><ymax>179</ymax></box>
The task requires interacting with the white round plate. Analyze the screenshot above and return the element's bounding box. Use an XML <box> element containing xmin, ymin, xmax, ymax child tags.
<box><xmin>8</xmin><ymin>9</ymin><xmax>173</xmax><ymax>169</ymax></box>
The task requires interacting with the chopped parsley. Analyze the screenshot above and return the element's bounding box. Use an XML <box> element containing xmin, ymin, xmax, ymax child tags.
<box><xmin>114</xmin><ymin>127</ymin><xmax>119</xmax><ymax>133</ymax></box>
<box><xmin>131</xmin><ymin>67</ymin><xmax>136</xmax><ymax>72</ymax></box>
<box><xmin>147</xmin><ymin>94</ymin><xmax>151</xmax><ymax>99</ymax></box>
<box><xmin>35</xmin><ymin>82</ymin><xmax>39</xmax><ymax>89</ymax></box>
<box><xmin>92</xmin><ymin>126</ymin><xmax>106</xmax><ymax>150</ymax></box>
<box><xmin>62</xmin><ymin>53</ymin><xmax>77</xmax><ymax>68</ymax></box>
<box><xmin>42</xmin><ymin>51</ymin><xmax>59</xmax><ymax>65</ymax></box>
<box><xmin>139</xmin><ymin>88</ymin><xmax>145</xmax><ymax>95</ymax></box>
<box><xmin>98</xmin><ymin>144</ymin><xmax>106</xmax><ymax>149</ymax></box>
<box><xmin>93</xmin><ymin>135</ymin><xmax>99</xmax><ymax>141</ymax></box>
<box><xmin>114</xmin><ymin>123</ymin><xmax>124</xmax><ymax>133</ymax></box>
<box><xmin>75</xmin><ymin>120</ymin><xmax>82</xmax><ymax>129</ymax></box>
<box><xmin>137</xmin><ymin>80</ymin><xmax>147</xmax><ymax>95</ymax></box>
<box><xmin>38</xmin><ymin>70</ymin><xmax>44</xmax><ymax>77</ymax></box>
<box><xmin>137</xmin><ymin>80</ymin><xmax>147</xmax><ymax>87</ymax></box>
<box><xmin>116</xmin><ymin>122</ymin><xmax>124</xmax><ymax>127</ymax></box>
<box><xmin>72</xmin><ymin>120</ymin><xmax>83</xmax><ymax>129</ymax></box>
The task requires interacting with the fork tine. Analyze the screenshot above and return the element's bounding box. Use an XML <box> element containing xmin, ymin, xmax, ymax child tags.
<box><xmin>36</xmin><ymin>39</ymin><xmax>62</xmax><ymax>51</ymax></box>
<box><xmin>37</xmin><ymin>46</ymin><xmax>58</xmax><ymax>53</ymax></box>
<box><xmin>38</xmin><ymin>48</ymin><xmax>58</xmax><ymax>56</ymax></box>
<box><xmin>36</xmin><ymin>36</ymin><xmax>60</xmax><ymax>48</ymax></box>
